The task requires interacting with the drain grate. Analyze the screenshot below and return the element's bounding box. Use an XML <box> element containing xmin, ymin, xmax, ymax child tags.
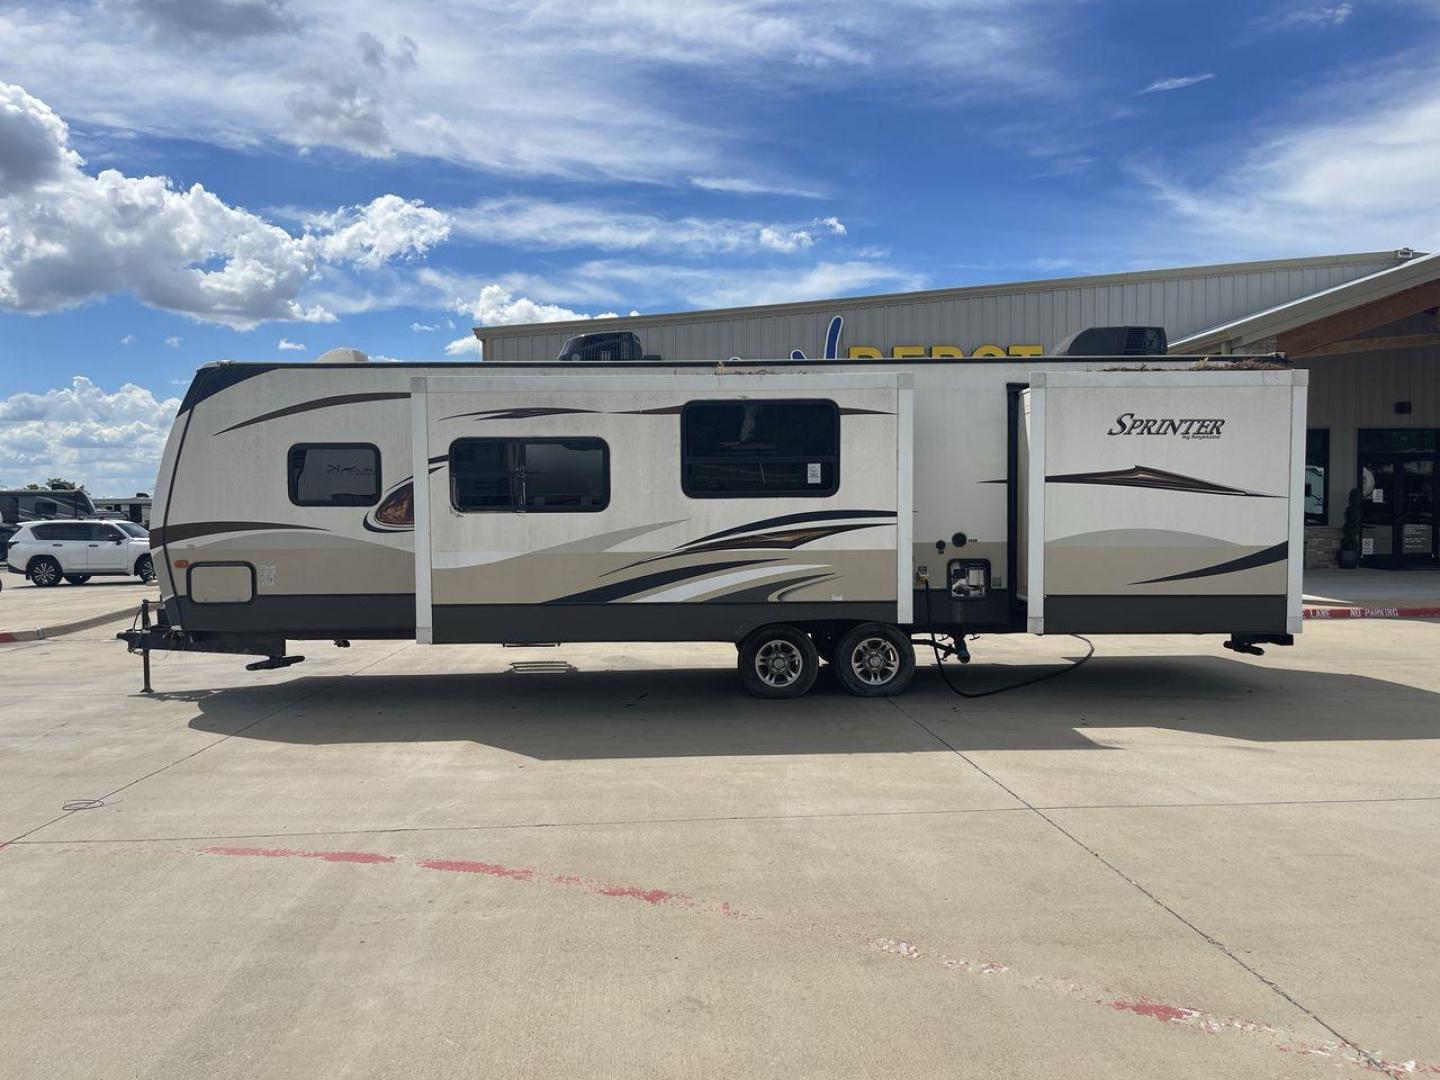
<box><xmin>508</xmin><ymin>660</ymin><xmax>577</xmax><ymax>675</ymax></box>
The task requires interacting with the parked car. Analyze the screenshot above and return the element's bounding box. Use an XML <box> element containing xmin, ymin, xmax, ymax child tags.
<box><xmin>4</xmin><ymin>520</ymin><xmax>154</xmax><ymax>586</ymax></box>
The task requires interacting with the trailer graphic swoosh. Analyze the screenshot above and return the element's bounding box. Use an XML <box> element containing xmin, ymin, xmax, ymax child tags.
<box><xmin>545</xmin><ymin>559</ymin><xmax>780</xmax><ymax>605</ymax></box>
<box><xmin>437</xmin><ymin>407</ymin><xmax>598</xmax><ymax>422</ymax></box>
<box><xmin>687</xmin><ymin>510</ymin><xmax>897</xmax><ymax>547</ymax></box>
<box><xmin>1131</xmin><ymin>541</ymin><xmax>1289</xmax><ymax>584</ymax></box>
<box><xmin>213</xmin><ymin>392</ymin><xmax>411</xmax><ymax>435</ymax></box>
<box><xmin>1047</xmin><ymin>466</ymin><xmax>1277</xmax><ymax>498</ymax></box>
<box><xmin>150</xmin><ymin>521</ymin><xmax>327</xmax><ymax>546</ymax></box>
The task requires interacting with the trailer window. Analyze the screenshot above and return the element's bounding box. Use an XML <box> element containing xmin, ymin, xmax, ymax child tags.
<box><xmin>287</xmin><ymin>444</ymin><xmax>381</xmax><ymax>506</ymax></box>
<box><xmin>681</xmin><ymin>400</ymin><xmax>839</xmax><ymax>497</ymax></box>
<box><xmin>450</xmin><ymin>438</ymin><xmax>609</xmax><ymax>512</ymax></box>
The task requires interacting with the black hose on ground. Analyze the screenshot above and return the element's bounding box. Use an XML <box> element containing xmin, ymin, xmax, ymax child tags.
<box><xmin>919</xmin><ymin>580</ymin><xmax>1094</xmax><ymax>698</ymax></box>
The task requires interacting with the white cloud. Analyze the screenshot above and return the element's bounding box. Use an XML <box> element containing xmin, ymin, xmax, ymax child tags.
<box><xmin>120</xmin><ymin>334</ymin><xmax>136</xmax><ymax>345</ymax></box>
<box><xmin>276</xmin><ymin>336</ymin><xmax>306</xmax><ymax>350</ymax></box>
<box><xmin>410</xmin><ymin>320</ymin><xmax>438</xmax><ymax>332</ymax></box>
<box><xmin>0</xmin><ymin>81</ymin><xmax>450</xmax><ymax>327</ymax></box>
<box><xmin>1263</xmin><ymin>2</ymin><xmax>1354</xmax><ymax>30</ymax></box>
<box><xmin>0</xmin><ymin>376</ymin><xmax>179</xmax><ymax>493</ymax></box>
<box><xmin>815</xmin><ymin>216</ymin><xmax>846</xmax><ymax>235</ymax></box>
<box><xmin>165</xmin><ymin>336</ymin><xmax>181</xmax><ymax>347</ymax></box>
<box><xmin>450</xmin><ymin>196</ymin><xmax>842</xmax><ymax>257</ymax></box>
<box><xmin>443</xmin><ymin>335</ymin><xmax>483</xmax><ymax>357</ymax></box>
<box><xmin>0</xmin><ymin>1</ymin><xmax>1068</xmax><ymax>184</ymax></box>
<box><xmin>306</xmin><ymin>194</ymin><xmax>450</xmax><ymax>268</ymax></box>
<box><xmin>1141</xmin><ymin>68</ymin><xmax>1440</xmax><ymax>256</ymax></box>
<box><xmin>1138</xmin><ymin>73</ymin><xmax>1214</xmax><ymax>95</ymax></box>
<box><xmin>690</xmin><ymin>176</ymin><xmax>823</xmax><ymax>199</ymax></box>
<box><xmin>462</xmin><ymin>284</ymin><xmax>592</xmax><ymax>326</ymax></box>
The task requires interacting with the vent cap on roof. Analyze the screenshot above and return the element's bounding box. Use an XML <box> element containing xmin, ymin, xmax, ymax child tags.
<box><xmin>1054</xmin><ymin>326</ymin><xmax>1167</xmax><ymax>357</ymax></box>
<box><xmin>316</xmin><ymin>347</ymin><xmax>370</xmax><ymax>363</ymax></box>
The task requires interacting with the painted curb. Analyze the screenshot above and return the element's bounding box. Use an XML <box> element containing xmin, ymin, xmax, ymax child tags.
<box><xmin>1303</xmin><ymin>605</ymin><xmax>1440</xmax><ymax>620</ymax></box>
<box><xmin>0</xmin><ymin>603</ymin><xmax>142</xmax><ymax>643</ymax></box>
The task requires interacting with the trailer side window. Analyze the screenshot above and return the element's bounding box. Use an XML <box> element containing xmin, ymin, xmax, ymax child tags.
<box><xmin>681</xmin><ymin>400</ymin><xmax>840</xmax><ymax>498</ymax></box>
<box><xmin>287</xmin><ymin>444</ymin><xmax>381</xmax><ymax>507</ymax></box>
<box><xmin>450</xmin><ymin>438</ymin><xmax>609</xmax><ymax>512</ymax></box>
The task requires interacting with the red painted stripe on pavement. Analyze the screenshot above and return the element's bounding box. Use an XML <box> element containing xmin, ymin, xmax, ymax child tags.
<box><xmin>1304</xmin><ymin>606</ymin><xmax>1440</xmax><ymax>619</ymax></box>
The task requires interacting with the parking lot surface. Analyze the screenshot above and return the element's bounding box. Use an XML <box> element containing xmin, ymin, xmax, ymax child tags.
<box><xmin>0</xmin><ymin>575</ymin><xmax>154</xmax><ymax>633</ymax></box>
<box><xmin>2</xmin><ymin>614</ymin><xmax>1438</xmax><ymax>1079</ymax></box>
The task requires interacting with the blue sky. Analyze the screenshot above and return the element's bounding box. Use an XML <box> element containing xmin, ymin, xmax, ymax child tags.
<box><xmin>1</xmin><ymin>0</ymin><xmax>1437</xmax><ymax>490</ymax></box>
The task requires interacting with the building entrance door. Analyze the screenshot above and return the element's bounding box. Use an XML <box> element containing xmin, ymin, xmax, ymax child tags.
<box><xmin>1357</xmin><ymin>429</ymin><xmax>1439</xmax><ymax>567</ymax></box>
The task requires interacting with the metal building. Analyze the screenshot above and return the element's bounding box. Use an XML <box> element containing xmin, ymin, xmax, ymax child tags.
<box><xmin>477</xmin><ymin>250</ymin><xmax>1440</xmax><ymax>569</ymax></box>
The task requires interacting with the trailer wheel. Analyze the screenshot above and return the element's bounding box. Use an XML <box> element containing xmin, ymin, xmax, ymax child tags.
<box><xmin>738</xmin><ymin>625</ymin><xmax>818</xmax><ymax>699</ymax></box>
<box><xmin>834</xmin><ymin>623</ymin><xmax>915</xmax><ymax>697</ymax></box>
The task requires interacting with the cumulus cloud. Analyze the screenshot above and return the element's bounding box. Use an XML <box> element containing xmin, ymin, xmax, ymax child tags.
<box><xmin>444</xmin><ymin>335</ymin><xmax>483</xmax><ymax>357</ymax></box>
<box><xmin>308</xmin><ymin>194</ymin><xmax>450</xmax><ymax>267</ymax></box>
<box><xmin>120</xmin><ymin>334</ymin><xmax>136</xmax><ymax>345</ymax></box>
<box><xmin>815</xmin><ymin>216</ymin><xmax>846</xmax><ymax>235</ymax></box>
<box><xmin>451</xmin><ymin>196</ymin><xmax>840</xmax><ymax>256</ymax></box>
<box><xmin>463</xmin><ymin>284</ymin><xmax>593</xmax><ymax>326</ymax></box>
<box><xmin>0</xmin><ymin>81</ymin><xmax>450</xmax><ymax>327</ymax></box>
<box><xmin>1138</xmin><ymin>73</ymin><xmax>1214</xmax><ymax>95</ymax></box>
<box><xmin>277</xmin><ymin>337</ymin><xmax>306</xmax><ymax>350</ymax></box>
<box><xmin>165</xmin><ymin>336</ymin><xmax>181</xmax><ymax>347</ymax></box>
<box><xmin>0</xmin><ymin>376</ymin><xmax>180</xmax><ymax>493</ymax></box>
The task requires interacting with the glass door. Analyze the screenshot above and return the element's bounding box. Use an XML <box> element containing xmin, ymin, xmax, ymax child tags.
<box><xmin>1358</xmin><ymin>430</ymin><xmax>1440</xmax><ymax>567</ymax></box>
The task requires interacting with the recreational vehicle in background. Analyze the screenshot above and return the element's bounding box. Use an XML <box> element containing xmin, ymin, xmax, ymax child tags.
<box><xmin>1</xmin><ymin>487</ymin><xmax>98</xmax><ymax>561</ymax></box>
<box><xmin>122</xmin><ymin>352</ymin><xmax>1307</xmax><ymax>697</ymax></box>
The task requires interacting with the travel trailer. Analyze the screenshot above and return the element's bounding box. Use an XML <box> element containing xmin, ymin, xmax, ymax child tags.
<box><xmin>122</xmin><ymin>353</ymin><xmax>1307</xmax><ymax>697</ymax></box>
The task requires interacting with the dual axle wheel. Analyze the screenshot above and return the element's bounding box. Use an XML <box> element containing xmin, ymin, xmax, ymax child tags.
<box><xmin>738</xmin><ymin>622</ymin><xmax>915</xmax><ymax>699</ymax></box>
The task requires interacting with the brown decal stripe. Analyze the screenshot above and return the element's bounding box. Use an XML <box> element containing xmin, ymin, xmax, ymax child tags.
<box><xmin>151</xmin><ymin>521</ymin><xmax>327</xmax><ymax>546</ymax></box>
<box><xmin>610</xmin><ymin>405</ymin><xmax>683</xmax><ymax>415</ymax></box>
<box><xmin>546</xmin><ymin>559</ymin><xmax>780</xmax><ymax>605</ymax></box>
<box><xmin>213</xmin><ymin>392</ymin><xmax>410</xmax><ymax>435</ymax></box>
<box><xmin>1047</xmin><ymin>465</ymin><xmax>1277</xmax><ymax>498</ymax></box>
<box><xmin>687</xmin><ymin>509</ymin><xmax>896</xmax><ymax>547</ymax></box>
<box><xmin>1132</xmin><ymin>541</ymin><xmax>1289</xmax><ymax>585</ymax></box>
<box><xmin>438</xmin><ymin>407</ymin><xmax>597</xmax><ymax>422</ymax></box>
<box><xmin>605</xmin><ymin>521</ymin><xmax>894</xmax><ymax>576</ymax></box>
<box><xmin>838</xmin><ymin>407</ymin><xmax>895</xmax><ymax>416</ymax></box>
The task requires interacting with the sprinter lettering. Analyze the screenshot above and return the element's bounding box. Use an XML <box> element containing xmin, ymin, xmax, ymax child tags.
<box><xmin>1106</xmin><ymin>413</ymin><xmax>1226</xmax><ymax>438</ymax></box>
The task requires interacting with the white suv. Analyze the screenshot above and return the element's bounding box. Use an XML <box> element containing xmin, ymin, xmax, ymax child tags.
<box><xmin>4</xmin><ymin>520</ymin><xmax>155</xmax><ymax>586</ymax></box>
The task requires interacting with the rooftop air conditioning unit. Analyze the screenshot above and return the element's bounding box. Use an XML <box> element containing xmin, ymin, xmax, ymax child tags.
<box><xmin>1054</xmin><ymin>326</ymin><xmax>1167</xmax><ymax>357</ymax></box>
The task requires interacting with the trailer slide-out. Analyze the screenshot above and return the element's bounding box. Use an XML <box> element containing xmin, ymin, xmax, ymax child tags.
<box><xmin>122</xmin><ymin>356</ymin><xmax>1307</xmax><ymax>698</ymax></box>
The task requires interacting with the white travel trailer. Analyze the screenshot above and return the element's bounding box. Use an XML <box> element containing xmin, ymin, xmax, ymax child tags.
<box><xmin>123</xmin><ymin>355</ymin><xmax>1307</xmax><ymax>697</ymax></box>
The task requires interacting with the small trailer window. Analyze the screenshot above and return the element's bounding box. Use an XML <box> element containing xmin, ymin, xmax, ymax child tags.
<box><xmin>681</xmin><ymin>400</ymin><xmax>839</xmax><ymax>498</ymax></box>
<box><xmin>287</xmin><ymin>444</ymin><xmax>381</xmax><ymax>507</ymax></box>
<box><xmin>450</xmin><ymin>438</ymin><xmax>610</xmax><ymax>512</ymax></box>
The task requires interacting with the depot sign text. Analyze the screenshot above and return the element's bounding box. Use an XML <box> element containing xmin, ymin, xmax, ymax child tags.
<box><xmin>845</xmin><ymin>343</ymin><xmax>1045</xmax><ymax>360</ymax></box>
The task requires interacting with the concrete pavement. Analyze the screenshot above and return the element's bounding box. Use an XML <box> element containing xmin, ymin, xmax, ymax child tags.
<box><xmin>2</xmin><ymin>616</ymin><xmax>1438</xmax><ymax>1079</ymax></box>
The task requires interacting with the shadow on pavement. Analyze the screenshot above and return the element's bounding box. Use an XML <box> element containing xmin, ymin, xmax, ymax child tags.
<box><xmin>177</xmin><ymin>655</ymin><xmax>1440</xmax><ymax>758</ymax></box>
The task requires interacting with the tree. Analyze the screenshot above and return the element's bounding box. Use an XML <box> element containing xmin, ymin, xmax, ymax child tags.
<box><xmin>44</xmin><ymin>478</ymin><xmax>80</xmax><ymax>490</ymax></box>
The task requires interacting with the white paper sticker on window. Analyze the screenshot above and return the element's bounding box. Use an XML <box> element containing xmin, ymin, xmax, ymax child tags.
<box><xmin>1372</xmin><ymin>489</ymin><xmax>1385</xmax><ymax>504</ymax></box>
<box><xmin>1362</xmin><ymin>537</ymin><xmax>1374</xmax><ymax>555</ymax></box>
<box><xmin>807</xmin><ymin>462</ymin><xmax>821</xmax><ymax>484</ymax></box>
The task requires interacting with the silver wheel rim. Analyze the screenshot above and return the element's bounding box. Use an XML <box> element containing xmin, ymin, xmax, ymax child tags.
<box><xmin>755</xmin><ymin>640</ymin><xmax>804</xmax><ymax>688</ymax></box>
<box><xmin>850</xmin><ymin>637</ymin><xmax>900</xmax><ymax>686</ymax></box>
<box><xmin>33</xmin><ymin>562</ymin><xmax>56</xmax><ymax>585</ymax></box>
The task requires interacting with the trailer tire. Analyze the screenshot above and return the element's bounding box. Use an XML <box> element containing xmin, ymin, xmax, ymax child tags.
<box><xmin>64</xmin><ymin>575</ymin><xmax>92</xmax><ymax>585</ymax></box>
<box><xmin>28</xmin><ymin>556</ymin><xmax>61</xmax><ymax>587</ymax></box>
<box><xmin>834</xmin><ymin>623</ymin><xmax>915</xmax><ymax>697</ymax></box>
<box><xmin>738</xmin><ymin>624</ymin><xmax>818</xmax><ymax>699</ymax></box>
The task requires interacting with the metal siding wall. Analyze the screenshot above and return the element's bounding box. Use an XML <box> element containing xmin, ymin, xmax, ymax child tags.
<box><xmin>477</xmin><ymin>257</ymin><xmax>1400</xmax><ymax>361</ymax></box>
